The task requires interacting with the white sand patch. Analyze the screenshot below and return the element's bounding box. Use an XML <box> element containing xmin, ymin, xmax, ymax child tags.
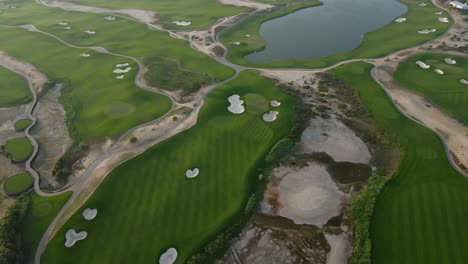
<box><xmin>227</xmin><ymin>94</ymin><xmax>245</xmax><ymax>114</ymax></box>
<box><xmin>115</xmin><ymin>63</ymin><xmax>129</xmax><ymax>68</ymax></box>
<box><xmin>65</xmin><ymin>229</ymin><xmax>87</xmax><ymax>247</ymax></box>
<box><xmin>185</xmin><ymin>168</ymin><xmax>199</xmax><ymax>178</ymax></box>
<box><xmin>115</xmin><ymin>75</ymin><xmax>125</xmax><ymax>80</ymax></box>
<box><xmin>270</xmin><ymin>100</ymin><xmax>281</xmax><ymax>107</ymax></box>
<box><xmin>172</xmin><ymin>21</ymin><xmax>191</xmax><ymax>26</ymax></box>
<box><xmin>444</xmin><ymin>58</ymin><xmax>456</xmax><ymax>64</ymax></box>
<box><xmin>83</xmin><ymin>29</ymin><xmax>96</xmax><ymax>35</ymax></box>
<box><xmin>434</xmin><ymin>69</ymin><xmax>444</xmax><ymax>75</ymax></box>
<box><xmin>104</xmin><ymin>15</ymin><xmax>116</xmax><ymax>21</ymax></box>
<box><xmin>438</xmin><ymin>17</ymin><xmax>449</xmax><ymax>23</ymax></box>
<box><xmin>263</xmin><ymin>111</ymin><xmax>278</xmax><ymax>122</ymax></box>
<box><xmin>82</xmin><ymin>208</ymin><xmax>98</xmax><ymax>220</ymax></box>
<box><xmin>57</xmin><ymin>21</ymin><xmax>68</xmax><ymax>26</ymax></box>
<box><xmin>419</xmin><ymin>2</ymin><xmax>428</xmax><ymax>6</ymax></box>
<box><xmin>64</xmin><ymin>26</ymin><xmax>71</xmax><ymax>30</ymax></box>
<box><xmin>394</xmin><ymin>17</ymin><xmax>406</xmax><ymax>23</ymax></box>
<box><xmin>231</xmin><ymin>41</ymin><xmax>240</xmax><ymax>45</ymax></box>
<box><xmin>416</xmin><ymin>61</ymin><xmax>431</xmax><ymax>69</ymax></box>
<box><xmin>418</xmin><ymin>28</ymin><xmax>436</xmax><ymax>34</ymax></box>
<box><xmin>325</xmin><ymin>233</ymin><xmax>351</xmax><ymax>264</ymax></box>
<box><xmin>159</xmin><ymin>248</ymin><xmax>177</xmax><ymax>264</ymax></box>
<box><xmin>245</xmin><ymin>34</ymin><xmax>251</xmax><ymax>38</ymax></box>
<box><xmin>276</xmin><ymin>165</ymin><xmax>344</xmax><ymax>227</ymax></box>
<box><xmin>301</xmin><ymin>117</ymin><xmax>371</xmax><ymax>163</ymax></box>
<box><xmin>435</xmin><ymin>11</ymin><xmax>443</xmax><ymax>15</ymax></box>
<box><xmin>460</xmin><ymin>79</ymin><xmax>468</xmax><ymax>85</ymax></box>
<box><xmin>80</xmin><ymin>53</ymin><xmax>91</xmax><ymax>57</ymax></box>
<box><xmin>113</xmin><ymin>67</ymin><xmax>131</xmax><ymax>73</ymax></box>
<box><xmin>218</xmin><ymin>0</ymin><xmax>273</xmax><ymax>10</ymax></box>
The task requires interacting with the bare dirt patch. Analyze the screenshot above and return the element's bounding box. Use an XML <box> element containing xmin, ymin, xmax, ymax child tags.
<box><xmin>0</xmin><ymin>51</ymin><xmax>47</xmax><ymax>92</ymax></box>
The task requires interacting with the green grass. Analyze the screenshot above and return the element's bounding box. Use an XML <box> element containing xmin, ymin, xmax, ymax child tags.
<box><xmin>394</xmin><ymin>53</ymin><xmax>468</xmax><ymax>124</ymax></box>
<box><xmin>4</xmin><ymin>137</ymin><xmax>33</xmax><ymax>162</ymax></box>
<box><xmin>67</xmin><ymin>0</ymin><xmax>246</xmax><ymax>29</ymax></box>
<box><xmin>14</xmin><ymin>118</ymin><xmax>32</xmax><ymax>131</ymax></box>
<box><xmin>329</xmin><ymin>62</ymin><xmax>468</xmax><ymax>264</ymax></box>
<box><xmin>0</xmin><ymin>26</ymin><xmax>172</xmax><ymax>139</ymax></box>
<box><xmin>143</xmin><ymin>57</ymin><xmax>213</xmax><ymax>95</ymax></box>
<box><xmin>21</xmin><ymin>192</ymin><xmax>72</xmax><ymax>262</ymax></box>
<box><xmin>3</xmin><ymin>173</ymin><xmax>33</xmax><ymax>194</ymax></box>
<box><xmin>42</xmin><ymin>70</ymin><xmax>296</xmax><ymax>263</ymax></box>
<box><xmin>221</xmin><ymin>0</ymin><xmax>451</xmax><ymax>68</ymax></box>
<box><xmin>0</xmin><ymin>66</ymin><xmax>31</xmax><ymax>107</ymax></box>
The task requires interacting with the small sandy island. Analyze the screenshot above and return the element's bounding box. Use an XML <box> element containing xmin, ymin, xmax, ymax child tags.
<box><xmin>227</xmin><ymin>94</ymin><xmax>245</xmax><ymax>114</ymax></box>
<box><xmin>82</xmin><ymin>208</ymin><xmax>98</xmax><ymax>220</ymax></box>
<box><xmin>185</xmin><ymin>168</ymin><xmax>199</xmax><ymax>178</ymax></box>
<box><xmin>416</xmin><ymin>60</ymin><xmax>430</xmax><ymax>69</ymax></box>
<box><xmin>65</xmin><ymin>229</ymin><xmax>87</xmax><ymax>247</ymax></box>
<box><xmin>159</xmin><ymin>248</ymin><xmax>177</xmax><ymax>264</ymax></box>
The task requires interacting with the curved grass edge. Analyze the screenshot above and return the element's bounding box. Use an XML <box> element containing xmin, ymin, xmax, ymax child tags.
<box><xmin>2</xmin><ymin>137</ymin><xmax>34</xmax><ymax>163</ymax></box>
<box><xmin>14</xmin><ymin>118</ymin><xmax>33</xmax><ymax>132</ymax></box>
<box><xmin>3</xmin><ymin>173</ymin><xmax>34</xmax><ymax>196</ymax></box>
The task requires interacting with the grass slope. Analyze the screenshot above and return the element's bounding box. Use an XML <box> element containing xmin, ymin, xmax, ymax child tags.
<box><xmin>21</xmin><ymin>192</ymin><xmax>72</xmax><ymax>261</ymax></box>
<box><xmin>69</xmin><ymin>0</ymin><xmax>245</xmax><ymax>29</ymax></box>
<box><xmin>43</xmin><ymin>71</ymin><xmax>296</xmax><ymax>263</ymax></box>
<box><xmin>4</xmin><ymin>137</ymin><xmax>33</xmax><ymax>162</ymax></box>
<box><xmin>222</xmin><ymin>0</ymin><xmax>450</xmax><ymax>68</ymax></box>
<box><xmin>0</xmin><ymin>66</ymin><xmax>31</xmax><ymax>108</ymax></box>
<box><xmin>3</xmin><ymin>173</ymin><xmax>33</xmax><ymax>194</ymax></box>
<box><xmin>394</xmin><ymin>53</ymin><xmax>468</xmax><ymax>124</ymax></box>
<box><xmin>14</xmin><ymin>118</ymin><xmax>32</xmax><ymax>131</ymax></box>
<box><xmin>0</xmin><ymin>26</ymin><xmax>171</xmax><ymax>139</ymax></box>
<box><xmin>329</xmin><ymin>62</ymin><xmax>468</xmax><ymax>264</ymax></box>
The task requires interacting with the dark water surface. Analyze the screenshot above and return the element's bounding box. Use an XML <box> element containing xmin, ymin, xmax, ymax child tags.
<box><xmin>245</xmin><ymin>0</ymin><xmax>407</xmax><ymax>61</ymax></box>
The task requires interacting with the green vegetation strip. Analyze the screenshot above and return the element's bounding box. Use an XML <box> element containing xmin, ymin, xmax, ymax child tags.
<box><xmin>221</xmin><ymin>0</ymin><xmax>450</xmax><ymax>68</ymax></box>
<box><xmin>3</xmin><ymin>173</ymin><xmax>33</xmax><ymax>194</ymax></box>
<box><xmin>4</xmin><ymin>137</ymin><xmax>33</xmax><ymax>162</ymax></box>
<box><xmin>394</xmin><ymin>53</ymin><xmax>468</xmax><ymax>124</ymax></box>
<box><xmin>43</xmin><ymin>71</ymin><xmax>296</xmax><ymax>263</ymax></box>
<box><xmin>329</xmin><ymin>62</ymin><xmax>468</xmax><ymax>264</ymax></box>
<box><xmin>14</xmin><ymin>118</ymin><xmax>33</xmax><ymax>131</ymax></box>
<box><xmin>0</xmin><ymin>66</ymin><xmax>31</xmax><ymax>108</ymax></box>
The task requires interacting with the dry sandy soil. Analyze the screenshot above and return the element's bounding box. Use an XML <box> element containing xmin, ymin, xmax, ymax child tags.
<box><xmin>219</xmin><ymin>0</ymin><xmax>273</xmax><ymax>10</ymax></box>
<box><xmin>31</xmin><ymin>85</ymin><xmax>72</xmax><ymax>188</ymax></box>
<box><xmin>0</xmin><ymin>51</ymin><xmax>47</xmax><ymax>92</ymax></box>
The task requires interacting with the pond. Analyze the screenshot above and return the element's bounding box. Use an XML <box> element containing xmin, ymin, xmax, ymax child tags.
<box><xmin>245</xmin><ymin>0</ymin><xmax>407</xmax><ymax>61</ymax></box>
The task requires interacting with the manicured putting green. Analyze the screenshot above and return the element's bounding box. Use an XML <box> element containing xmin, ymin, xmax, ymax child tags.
<box><xmin>3</xmin><ymin>173</ymin><xmax>33</xmax><ymax>194</ymax></box>
<box><xmin>14</xmin><ymin>118</ymin><xmax>33</xmax><ymax>131</ymax></box>
<box><xmin>4</xmin><ymin>137</ymin><xmax>33</xmax><ymax>162</ymax></box>
<box><xmin>329</xmin><ymin>62</ymin><xmax>468</xmax><ymax>264</ymax></box>
<box><xmin>43</xmin><ymin>71</ymin><xmax>296</xmax><ymax>263</ymax></box>
<box><xmin>394</xmin><ymin>53</ymin><xmax>468</xmax><ymax>124</ymax></box>
<box><xmin>221</xmin><ymin>0</ymin><xmax>450</xmax><ymax>68</ymax></box>
<box><xmin>0</xmin><ymin>65</ymin><xmax>31</xmax><ymax>107</ymax></box>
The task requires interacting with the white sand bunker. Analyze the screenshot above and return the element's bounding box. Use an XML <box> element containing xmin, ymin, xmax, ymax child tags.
<box><xmin>270</xmin><ymin>100</ymin><xmax>281</xmax><ymax>107</ymax></box>
<box><xmin>263</xmin><ymin>111</ymin><xmax>278</xmax><ymax>122</ymax></box>
<box><xmin>434</xmin><ymin>69</ymin><xmax>444</xmax><ymax>75</ymax></box>
<box><xmin>172</xmin><ymin>21</ymin><xmax>191</xmax><ymax>26</ymax></box>
<box><xmin>416</xmin><ymin>61</ymin><xmax>430</xmax><ymax>69</ymax></box>
<box><xmin>419</xmin><ymin>2</ymin><xmax>428</xmax><ymax>6</ymax></box>
<box><xmin>65</xmin><ymin>229</ymin><xmax>87</xmax><ymax>248</ymax></box>
<box><xmin>245</xmin><ymin>34</ymin><xmax>251</xmax><ymax>38</ymax></box>
<box><xmin>460</xmin><ymin>79</ymin><xmax>468</xmax><ymax>85</ymax></box>
<box><xmin>435</xmin><ymin>11</ymin><xmax>443</xmax><ymax>15</ymax></box>
<box><xmin>325</xmin><ymin>233</ymin><xmax>351</xmax><ymax>264</ymax></box>
<box><xmin>64</xmin><ymin>26</ymin><xmax>71</xmax><ymax>30</ymax></box>
<box><xmin>57</xmin><ymin>22</ymin><xmax>68</xmax><ymax>26</ymax></box>
<box><xmin>115</xmin><ymin>62</ymin><xmax>129</xmax><ymax>68</ymax></box>
<box><xmin>418</xmin><ymin>29</ymin><xmax>436</xmax><ymax>34</ymax></box>
<box><xmin>80</xmin><ymin>53</ymin><xmax>90</xmax><ymax>57</ymax></box>
<box><xmin>185</xmin><ymin>168</ymin><xmax>199</xmax><ymax>179</ymax></box>
<box><xmin>83</xmin><ymin>29</ymin><xmax>96</xmax><ymax>35</ymax></box>
<box><xmin>159</xmin><ymin>248</ymin><xmax>177</xmax><ymax>264</ymax></box>
<box><xmin>115</xmin><ymin>75</ymin><xmax>125</xmax><ymax>80</ymax></box>
<box><xmin>227</xmin><ymin>94</ymin><xmax>245</xmax><ymax>114</ymax></box>
<box><xmin>104</xmin><ymin>15</ymin><xmax>116</xmax><ymax>21</ymax></box>
<box><xmin>444</xmin><ymin>58</ymin><xmax>456</xmax><ymax>64</ymax></box>
<box><xmin>231</xmin><ymin>41</ymin><xmax>240</xmax><ymax>45</ymax></box>
<box><xmin>82</xmin><ymin>208</ymin><xmax>98</xmax><ymax>220</ymax></box>
<box><xmin>395</xmin><ymin>17</ymin><xmax>406</xmax><ymax>23</ymax></box>
<box><xmin>113</xmin><ymin>67</ymin><xmax>131</xmax><ymax>73</ymax></box>
<box><xmin>276</xmin><ymin>165</ymin><xmax>344</xmax><ymax>227</ymax></box>
<box><xmin>438</xmin><ymin>17</ymin><xmax>449</xmax><ymax>23</ymax></box>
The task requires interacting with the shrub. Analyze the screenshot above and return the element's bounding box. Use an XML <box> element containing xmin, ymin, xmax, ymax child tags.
<box><xmin>266</xmin><ymin>138</ymin><xmax>295</xmax><ymax>164</ymax></box>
